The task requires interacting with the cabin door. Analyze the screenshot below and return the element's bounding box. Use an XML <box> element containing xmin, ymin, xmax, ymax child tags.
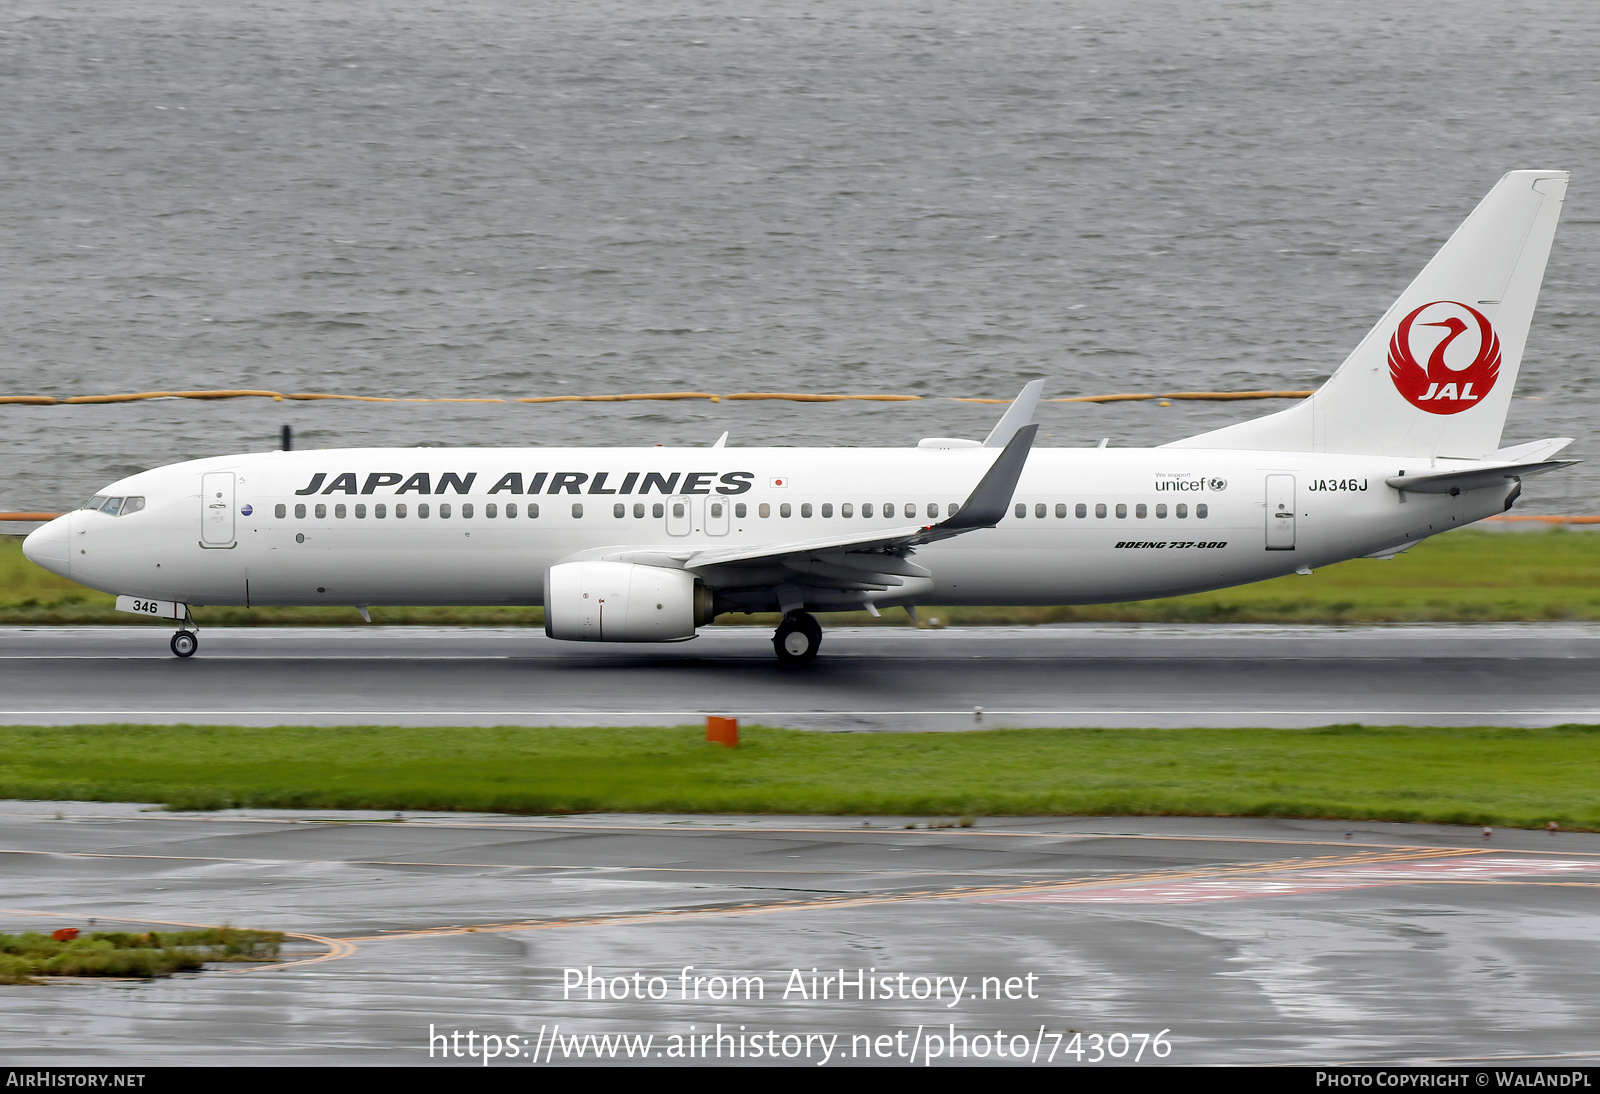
<box><xmin>200</xmin><ymin>472</ymin><xmax>236</xmax><ymax>548</ymax></box>
<box><xmin>1265</xmin><ymin>474</ymin><xmax>1296</xmax><ymax>550</ymax></box>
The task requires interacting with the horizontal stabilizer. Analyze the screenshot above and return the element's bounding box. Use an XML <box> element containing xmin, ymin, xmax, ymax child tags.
<box><xmin>1492</xmin><ymin>437</ymin><xmax>1573</xmax><ymax>464</ymax></box>
<box><xmin>1386</xmin><ymin>459</ymin><xmax>1576</xmax><ymax>494</ymax></box>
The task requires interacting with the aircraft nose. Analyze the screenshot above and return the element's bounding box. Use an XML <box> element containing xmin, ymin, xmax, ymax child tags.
<box><xmin>22</xmin><ymin>515</ymin><xmax>70</xmax><ymax>578</ymax></box>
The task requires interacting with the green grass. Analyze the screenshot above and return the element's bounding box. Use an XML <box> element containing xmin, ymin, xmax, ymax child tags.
<box><xmin>3</xmin><ymin>527</ymin><xmax>1598</xmax><ymax>625</ymax></box>
<box><xmin>2</xmin><ymin>724</ymin><xmax>1597</xmax><ymax>830</ymax></box>
<box><xmin>0</xmin><ymin>928</ymin><xmax>283</xmax><ymax>984</ymax></box>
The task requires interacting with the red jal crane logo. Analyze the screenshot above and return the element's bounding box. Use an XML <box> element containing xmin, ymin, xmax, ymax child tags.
<box><xmin>1387</xmin><ymin>301</ymin><xmax>1501</xmax><ymax>415</ymax></box>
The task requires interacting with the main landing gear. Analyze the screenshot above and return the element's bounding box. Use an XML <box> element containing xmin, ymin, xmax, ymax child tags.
<box><xmin>772</xmin><ymin>610</ymin><xmax>821</xmax><ymax>666</ymax></box>
<box><xmin>170</xmin><ymin>609</ymin><xmax>199</xmax><ymax>659</ymax></box>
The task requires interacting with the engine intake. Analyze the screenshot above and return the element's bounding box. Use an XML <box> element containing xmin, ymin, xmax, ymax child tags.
<box><xmin>544</xmin><ymin>561</ymin><xmax>709</xmax><ymax>642</ymax></box>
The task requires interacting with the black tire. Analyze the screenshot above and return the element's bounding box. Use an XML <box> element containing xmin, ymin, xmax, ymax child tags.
<box><xmin>772</xmin><ymin>612</ymin><xmax>821</xmax><ymax>666</ymax></box>
<box><xmin>170</xmin><ymin>631</ymin><xmax>198</xmax><ymax>658</ymax></box>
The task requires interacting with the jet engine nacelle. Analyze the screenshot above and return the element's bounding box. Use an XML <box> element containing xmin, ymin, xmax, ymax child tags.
<box><xmin>543</xmin><ymin>561</ymin><xmax>710</xmax><ymax>642</ymax></box>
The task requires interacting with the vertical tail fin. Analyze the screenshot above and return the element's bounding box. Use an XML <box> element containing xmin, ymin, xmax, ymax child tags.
<box><xmin>1168</xmin><ymin>170</ymin><xmax>1568</xmax><ymax>458</ymax></box>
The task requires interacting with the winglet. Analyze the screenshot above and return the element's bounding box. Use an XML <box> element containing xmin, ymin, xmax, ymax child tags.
<box><xmin>982</xmin><ymin>380</ymin><xmax>1045</xmax><ymax>448</ymax></box>
<box><xmin>922</xmin><ymin>424</ymin><xmax>1038</xmax><ymax>539</ymax></box>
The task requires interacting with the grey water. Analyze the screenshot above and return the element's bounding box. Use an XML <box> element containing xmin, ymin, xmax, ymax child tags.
<box><xmin>1</xmin><ymin>0</ymin><xmax>1598</xmax><ymax>512</ymax></box>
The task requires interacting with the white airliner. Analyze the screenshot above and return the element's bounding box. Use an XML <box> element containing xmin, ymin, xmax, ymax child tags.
<box><xmin>23</xmin><ymin>170</ymin><xmax>1577</xmax><ymax>664</ymax></box>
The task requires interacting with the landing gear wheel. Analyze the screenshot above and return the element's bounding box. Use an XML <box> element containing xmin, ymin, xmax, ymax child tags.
<box><xmin>170</xmin><ymin>631</ymin><xmax>198</xmax><ymax>658</ymax></box>
<box><xmin>772</xmin><ymin>611</ymin><xmax>822</xmax><ymax>666</ymax></box>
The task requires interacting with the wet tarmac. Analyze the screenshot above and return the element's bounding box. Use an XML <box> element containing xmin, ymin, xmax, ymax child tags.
<box><xmin>3</xmin><ymin>624</ymin><xmax>1600</xmax><ymax>729</ymax></box>
<box><xmin>2</xmin><ymin>804</ymin><xmax>1597</xmax><ymax>1066</ymax></box>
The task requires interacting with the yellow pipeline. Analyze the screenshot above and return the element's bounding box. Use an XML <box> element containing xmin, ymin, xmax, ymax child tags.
<box><xmin>4</xmin><ymin>388</ymin><xmax>1316</xmax><ymax>406</ymax></box>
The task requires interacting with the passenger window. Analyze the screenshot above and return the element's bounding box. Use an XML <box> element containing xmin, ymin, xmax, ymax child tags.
<box><xmin>652</xmin><ymin>502</ymin><xmax>664</xmax><ymax>518</ymax></box>
<box><xmin>634</xmin><ymin>503</ymin><xmax>645</xmax><ymax>518</ymax></box>
<box><xmin>821</xmin><ymin>503</ymin><xmax>833</xmax><ymax>518</ymax></box>
<box><xmin>759</xmin><ymin>503</ymin><xmax>771</xmax><ymax>518</ymax></box>
<box><xmin>275</xmin><ymin>503</ymin><xmax>286</xmax><ymax>519</ymax></box>
<box><xmin>355</xmin><ymin>504</ymin><xmax>367</xmax><ymax>519</ymax></box>
<box><xmin>529</xmin><ymin>503</ymin><xmax>540</xmax><ymax>518</ymax></box>
<box><xmin>672</xmin><ymin>501</ymin><xmax>685</xmax><ymax>519</ymax></box>
<box><xmin>735</xmin><ymin>502</ymin><xmax>747</xmax><ymax>518</ymax></box>
<box><xmin>571</xmin><ymin>503</ymin><xmax>582</xmax><ymax>518</ymax></box>
<box><xmin>1176</xmin><ymin>503</ymin><xmax>1188</xmax><ymax>518</ymax></box>
<box><xmin>376</xmin><ymin>503</ymin><xmax>387</xmax><ymax>518</ymax></box>
<box><xmin>314</xmin><ymin>503</ymin><xmax>326</xmax><ymax>519</ymax></box>
<box><xmin>418</xmin><ymin>503</ymin><xmax>429</xmax><ymax>519</ymax></box>
<box><xmin>1095</xmin><ymin>503</ymin><xmax>1107</xmax><ymax>518</ymax></box>
<box><xmin>947</xmin><ymin>503</ymin><xmax>959</xmax><ymax>517</ymax></box>
<box><xmin>1116</xmin><ymin>503</ymin><xmax>1127</xmax><ymax>518</ymax></box>
<box><xmin>439</xmin><ymin>504</ymin><xmax>451</xmax><ymax>519</ymax></box>
<box><xmin>1014</xmin><ymin>502</ymin><xmax>1026</xmax><ymax>519</ymax></box>
<box><xmin>883</xmin><ymin>503</ymin><xmax>895</xmax><ymax>518</ymax></box>
<box><xmin>1076</xmin><ymin>503</ymin><xmax>1087</xmax><ymax>518</ymax></box>
<box><xmin>710</xmin><ymin>501</ymin><xmax>724</xmax><ymax>518</ymax></box>
<box><xmin>486</xmin><ymin>503</ymin><xmax>497</xmax><ymax>518</ymax></box>
<box><xmin>121</xmin><ymin>497</ymin><xmax>145</xmax><ymax>515</ymax></box>
<box><xmin>335</xmin><ymin>503</ymin><xmax>346</xmax><ymax>519</ymax></box>
<box><xmin>841</xmin><ymin>503</ymin><xmax>852</xmax><ymax>518</ymax></box>
<box><xmin>295</xmin><ymin>503</ymin><xmax>306</xmax><ymax>519</ymax></box>
<box><xmin>1056</xmin><ymin>503</ymin><xmax>1067</xmax><ymax>518</ymax></box>
<box><xmin>1035</xmin><ymin>503</ymin><xmax>1046</xmax><ymax>519</ymax></box>
<box><xmin>927</xmin><ymin>503</ymin><xmax>939</xmax><ymax>519</ymax></box>
<box><xmin>779</xmin><ymin>502</ymin><xmax>790</xmax><ymax>518</ymax></box>
<box><xmin>505</xmin><ymin>502</ymin><xmax>517</xmax><ymax>518</ymax></box>
<box><xmin>801</xmin><ymin>503</ymin><xmax>812</xmax><ymax>518</ymax></box>
<box><xmin>395</xmin><ymin>504</ymin><xmax>407</xmax><ymax>518</ymax></box>
<box><xmin>462</xmin><ymin>503</ymin><xmax>473</xmax><ymax>518</ymax></box>
<box><xmin>1197</xmin><ymin>503</ymin><xmax>1209</xmax><ymax>519</ymax></box>
<box><xmin>1155</xmin><ymin>503</ymin><xmax>1166</xmax><ymax>519</ymax></box>
<box><xmin>862</xmin><ymin>503</ymin><xmax>873</xmax><ymax>518</ymax></box>
<box><xmin>613</xmin><ymin>503</ymin><xmax>625</xmax><ymax>518</ymax></box>
<box><xmin>1135</xmin><ymin>503</ymin><xmax>1147</xmax><ymax>519</ymax></box>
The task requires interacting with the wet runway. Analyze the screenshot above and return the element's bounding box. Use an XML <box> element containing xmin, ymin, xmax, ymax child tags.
<box><xmin>3</xmin><ymin>624</ymin><xmax>1600</xmax><ymax>729</ymax></box>
<box><xmin>2</xmin><ymin>804</ymin><xmax>1597</xmax><ymax>1066</ymax></box>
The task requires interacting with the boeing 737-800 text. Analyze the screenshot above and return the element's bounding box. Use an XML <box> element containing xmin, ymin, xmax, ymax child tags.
<box><xmin>22</xmin><ymin>171</ymin><xmax>1577</xmax><ymax>664</ymax></box>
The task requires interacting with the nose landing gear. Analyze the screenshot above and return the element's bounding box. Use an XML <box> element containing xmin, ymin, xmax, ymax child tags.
<box><xmin>772</xmin><ymin>610</ymin><xmax>821</xmax><ymax>666</ymax></box>
<box><xmin>170</xmin><ymin>608</ymin><xmax>199</xmax><ymax>658</ymax></box>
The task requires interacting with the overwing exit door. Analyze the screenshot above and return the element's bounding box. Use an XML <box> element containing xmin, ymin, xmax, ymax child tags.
<box><xmin>705</xmin><ymin>496</ymin><xmax>730</xmax><ymax>535</ymax></box>
<box><xmin>1265</xmin><ymin>474</ymin><xmax>1296</xmax><ymax>550</ymax></box>
<box><xmin>666</xmin><ymin>496</ymin><xmax>692</xmax><ymax>536</ymax></box>
<box><xmin>200</xmin><ymin>472</ymin><xmax>236</xmax><ymax>548</ymax></box>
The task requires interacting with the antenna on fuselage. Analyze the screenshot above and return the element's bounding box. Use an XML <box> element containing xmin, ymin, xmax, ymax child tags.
<box><xmin>281</xmin><ymin>425</ymin><xmax>293</xmax><ymax>452</ymax></box>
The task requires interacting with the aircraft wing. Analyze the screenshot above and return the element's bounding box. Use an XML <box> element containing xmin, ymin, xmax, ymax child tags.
<box><xmin>683</xmin><ymin>424</ymin><xmax>1039</xmax><ymax>593</ymax></box>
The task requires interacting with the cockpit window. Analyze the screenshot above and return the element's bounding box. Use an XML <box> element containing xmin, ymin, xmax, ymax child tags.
<box><xmin>80</xmin><ymin>495</ymin><xmax>143</xmax><ymax>515</ymax></box>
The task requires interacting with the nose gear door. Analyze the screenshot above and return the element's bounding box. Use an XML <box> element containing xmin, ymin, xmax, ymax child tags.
<box><xmin>1265</xmin><ymin>474</ymin><xmax>1296</xmax><ymax>550</ymax></box>
<box><xmin>200</xmin><ymin>472</ymin><xmax>236</xmax><ymax>548</ymax></box>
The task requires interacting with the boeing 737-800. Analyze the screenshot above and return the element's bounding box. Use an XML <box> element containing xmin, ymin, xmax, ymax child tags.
<box><xmin>22</xmin><ymin>170</ymin><xmax>1577</xmax><ymax>664</ymax></box>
